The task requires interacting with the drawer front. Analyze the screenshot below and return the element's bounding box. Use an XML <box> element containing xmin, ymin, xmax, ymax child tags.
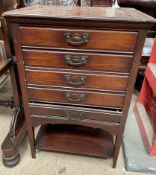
<box><xmin>26</xmin><ymin>69</ymin><xmax>129</xmax><ymax>92</ymax></box>
<box><xmin>23</xmin><ymin>50</ymin><xmax>133</xmax><ymax>73</ymax></box>
<box><xmin>28</xmin><ymin>87</ymin><xmax>125</xmax><ymax>108</ymax></box>
<box><xmin>20</xmin><ymin>27</ymin><xmax>137</xmax><ymax>52</ymax></box>
<box><xmin>29</xmin><ymin>104</ymin><xmax>122</xmax><ymax>123</ymax></box>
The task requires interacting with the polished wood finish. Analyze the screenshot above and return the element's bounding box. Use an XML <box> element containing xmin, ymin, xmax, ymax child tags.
<box><xmin>3</xmin><ymin>6</ymin><xmax>156</xmax><ymax>23</ymax></box>
<box><xmin>25</xmin><ymin>69</ymin><xmax>129</xmax><ymax>92</ymax></box>
<box><xmin>23</xmin><ymin>50</ymin><xmax>133</xmax><ymax>73</ymax></box>
<box><xmin>29</xmin><ymin>103</ymin><xmax>121</xmax><ymax>123</ymax></box>
<box><xmin>3</xmin><ymin>6</ymin><xmax>156</xmax><ymax>168</ymax></box>
<box><xmin>20</xmin><ymin>27</ymin><xmax>137</xmax><ymax>52</ymax></box>
<box><xmin>28</xmin><ymin>87</ymin><xmax>125</xmax><ymax>108</ymax></box>
<box><xmin>36</xmin><ymin>124</ymin><xmax>114</xmax><ymax>158</ymax></box>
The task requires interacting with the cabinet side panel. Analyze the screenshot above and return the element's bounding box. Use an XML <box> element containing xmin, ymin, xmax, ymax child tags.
<box><xmin>113</xmin><ymin>30</ymin><xmax>147</xmax><ymax>167</ymax></box>
<box><xmin>8</xmin><ymin>23</ymin><xmax>36</xmax><ymax>158</ymax></box>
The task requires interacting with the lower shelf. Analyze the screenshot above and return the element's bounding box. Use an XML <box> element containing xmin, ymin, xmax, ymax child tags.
<box><xmin>36</xmin><ymin>124</ymin><xmax>114</xmax><ymax>158</ymax></box>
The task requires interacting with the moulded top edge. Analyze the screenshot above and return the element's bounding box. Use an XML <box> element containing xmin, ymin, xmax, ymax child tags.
<box><xmin>3</xmin><ymin>6</ymin><xmax>156</xmax><ymax>24</ymax></box>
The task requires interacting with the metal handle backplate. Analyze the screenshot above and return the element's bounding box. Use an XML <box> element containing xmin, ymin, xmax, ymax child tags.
<box><xmin>65</xmin><ymin>75</ymin><xmax>86</xmax><ymax>86</ymax></box>
<box><xmin>65</xmin><ymin>92</ymin><xmax>85</xmax><ymax>102</ymax></box>
<box><xmin>65</xmin><ymin>111</ymin><xmax>84</xmax><ymax>120</ymax></box>
<box><xmin>64</xmin><ymin>33</ymin><xmax>89</xmax><ymax>46</ymax></box>
<box><xmin>65</xmin><ymin>55</ymin><xmax>88</xmax><ymax>67</ymax></box>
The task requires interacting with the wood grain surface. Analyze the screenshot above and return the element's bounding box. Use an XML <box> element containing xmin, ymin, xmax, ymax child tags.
<box><xmin>28</xmin><ymin>86</ymin><xmax>125</xmax><ymax>108</ymax></box>
<box><xmin>35</xmin><ymin>124</ymin><xmax>114</xmax><ymax>158</ymax></box>
<box><xmin>3</xmin><ymin>6</ymin><xmax>156</xmax><ymax>23</ymax></box>
<box><xmin>25</xmin><ymin>69</ymin><xmax>129</xmax><ymax>92</ymax></box>
<box><xmin>29</xmin><ymin>103</ymin><xmax>122</xmax><ymax>123</ymax></box>
<box><xmin>20</xmin><ymin>27</ymin><xmax>137</xmax><ymax>52</ymax></box>
<box><xmin>23</xmin><ymin>49</ymin><xmax>133</xmax><ymax>73</ymax></box>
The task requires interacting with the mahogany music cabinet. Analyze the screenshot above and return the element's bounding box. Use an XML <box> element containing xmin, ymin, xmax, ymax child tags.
<box><xmin>3</xmin><ymin>6</ymin><xmax>156</xmax><ymax>167</ymax></box>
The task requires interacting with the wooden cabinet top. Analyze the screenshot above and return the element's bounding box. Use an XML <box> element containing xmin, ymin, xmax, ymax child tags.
<box><xmin>2</xmin><ymin>6</ymin><xmax>156</xmax><ymax>30</ymax></box>
<box><xmin>3</xmin><ymin>6</ymin><xmax>156</xmax><ymax>22</ymax></box>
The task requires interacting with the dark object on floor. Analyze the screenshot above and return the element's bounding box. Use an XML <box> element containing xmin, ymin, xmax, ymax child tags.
<box><xmin>1</xmin><ymin>108</ymin><xmax>27</xmax><ymax>167</ymax></box>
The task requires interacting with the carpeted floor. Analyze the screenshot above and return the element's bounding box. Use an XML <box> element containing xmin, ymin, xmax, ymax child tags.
<box><xmin>0</xmin><ymin>79</ymin><xmax>155</xmax><ymax>175</ymax></box>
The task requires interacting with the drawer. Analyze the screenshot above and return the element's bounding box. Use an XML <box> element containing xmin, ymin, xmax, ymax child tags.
<box><xmin>23</xmin><ymin>49</ymin><xmax>133</xmax><ymax>73</ymax></box>
<box><xmin>20</xmin><ymin>27</ymin><xmax>137</xmax><ymax>52</ymax></box>
<box><xmin>28</xmin><ymin>87</ymin><xmax>125</xmax><ymax>108</ymax></box>
<box><xmin>25</xmin><ymin>69</ymin><xmax>129</xmax><ymax>92</ymax></box>
<box><xmin>29</xmin><ymin>103</ymin><xmax>122</xmax><ymax>123</ymax></box>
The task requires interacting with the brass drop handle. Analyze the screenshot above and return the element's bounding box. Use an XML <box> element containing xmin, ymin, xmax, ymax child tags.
<box><xmin>64</xmin><ymin>33</ymin><xmax>89</xmax><ymax>46</ymax></box>
<box><xmin>65</xmin><ymin>55</ymin><xmax>88</xmax><ymax>67</ymax></box>
<box><xmin>65</xmin><ymin>75</ymin><xmax>86</xmax><ymax>86</ymax></box>
<box><xmin>65</xmin><ymin>92</ymin><xmax>85</xmax><ymax>102</ymax></box>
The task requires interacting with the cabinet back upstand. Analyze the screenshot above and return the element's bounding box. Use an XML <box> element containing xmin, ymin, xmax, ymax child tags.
<box><xmin>3</xmin><ymin>6</ymin><xmax>156</xmax><ymax>167</ymax></box>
